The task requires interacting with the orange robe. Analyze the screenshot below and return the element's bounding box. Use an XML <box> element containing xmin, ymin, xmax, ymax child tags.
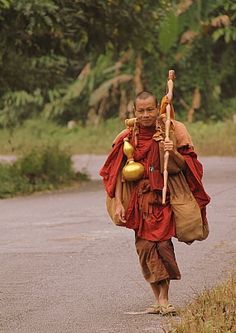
<box><xmin>100</xmin><ymin>125</ymin><xmax>210</xmax><ymax>242</ymax></box>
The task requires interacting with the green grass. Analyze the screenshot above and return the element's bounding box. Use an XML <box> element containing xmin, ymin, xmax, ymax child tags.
<box><xmin>167</xmin><ymin>275</ymin><xmax>236</xmax><ymax>333</ymax></box>
<box><xmin>0</xmin><ymin>118</ymin><xmax>124</xmax><ymax>155</ymax></box>
<box><xmin>0</xmin><ymin>117</ymin><xmax>235</xmax><ymax>156</ymax></box>
<box><xmin>187</xmin><ymin>121</ymin><xmax>236</xmax><ymax>156</ymax></box>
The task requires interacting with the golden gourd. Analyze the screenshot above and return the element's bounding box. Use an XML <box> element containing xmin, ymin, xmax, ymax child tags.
<box><xmin>122</xmin><ymin>138</ymin><xmax>144</xmax><ymax>181</ymax></box>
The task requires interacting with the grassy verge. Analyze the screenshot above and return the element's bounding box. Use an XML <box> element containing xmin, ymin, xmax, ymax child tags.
<box><xmin>187</xmin><ymin>121</ymin><xmax>236</xmax><ymax>156</ymax></box>
<box><xmin>0</xmin><ymin>145</ymin><xmax>89</xmax><ymax>198</ymax></box>
<box><xmin>0</xmin><ymin>118</ymin><xmax>124</xmax><ymax>155</ymax></box>
<box><xmin>167</xmin><ymin>275</ymin><xmax>236</xmax><ymax>333</ymax></box>
<box><xmin>0</xmin><ymin>118</ymin><xmax>235</xmax><ymax>156</ymax></box>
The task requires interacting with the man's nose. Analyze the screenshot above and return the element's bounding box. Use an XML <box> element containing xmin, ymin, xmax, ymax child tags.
<box><xmin>143</xmin><ymin>110</ymin><xmax>150</xmax><ymax>117</ymax></box>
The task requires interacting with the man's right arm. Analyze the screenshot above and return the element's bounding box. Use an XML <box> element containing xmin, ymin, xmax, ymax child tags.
<box><xmin>114</xmin><ymin>171</ymin><xmax>126</xmax><ymax>224</ymax></box>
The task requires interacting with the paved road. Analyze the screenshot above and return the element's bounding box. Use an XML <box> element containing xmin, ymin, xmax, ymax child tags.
<box><xmin>0</xmin><ymin>157</ymin><xmax>236</xmax><ymax>333</ymax></box>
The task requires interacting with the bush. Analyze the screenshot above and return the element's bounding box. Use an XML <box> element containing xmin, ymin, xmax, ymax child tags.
<box><xmin>0</xmin><ymin>164</ymin><xmax>28</xmax><ymax>197</ymax></box>
<box><xmin>17</xmin><ymin>146</ymin><xmax>75</xmax><ymax>184</ymax></box>
<box><xmin>0</xmin><ymin>146</ymin><xmax>88</xmax><ymax>198</ymax></box>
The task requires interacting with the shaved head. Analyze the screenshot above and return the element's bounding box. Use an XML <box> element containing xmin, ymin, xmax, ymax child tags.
<box><xmin>134</xmin><ymin>91</ymin><xmax>158</xmax><ymax>109</ymax></box>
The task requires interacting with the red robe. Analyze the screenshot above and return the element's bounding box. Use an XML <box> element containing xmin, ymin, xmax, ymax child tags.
<box><xmin>100</xmin><ymin>126</ymin><xmax>210</xmax><ymax>242</ymax></box>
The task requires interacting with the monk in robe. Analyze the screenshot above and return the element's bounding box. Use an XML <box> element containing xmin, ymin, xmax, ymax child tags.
<box><xmin>100</xmin><ymin>91</ymin><xmax>210</xmax><ymax>315</ymax></box>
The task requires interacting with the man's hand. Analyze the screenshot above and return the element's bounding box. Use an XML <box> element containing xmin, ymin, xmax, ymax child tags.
<box><xmin>115</xmin><ymin>201</ymin><xmax>126</xmax><ymax>224</ymax></box>
<box><xmin>164</xmin><ymin>139</ymin><xmax>174</xmax><ymax>152</ymax></box>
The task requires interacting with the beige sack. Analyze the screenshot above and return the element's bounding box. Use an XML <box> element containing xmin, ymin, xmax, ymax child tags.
<box><xmin>106</xmin><ymin>181</ymin><xmax>135</xmax><ymax>226</ymax></box>
<box><xmin>168</xmin><ymin>172</ymin><xmax>209</xmax><ymax>242</ymax></box>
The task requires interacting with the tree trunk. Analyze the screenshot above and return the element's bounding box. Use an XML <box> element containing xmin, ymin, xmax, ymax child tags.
<box><xmin>119</xmin><ymin>89</ymin><xmax>128</xmax><ymax>120</ymax></box>
<box><xmin>187</xmin><ymin>87</ymin><xmax>201</xmax><ymax>123</ymax></box>
<box><xmin>134</xmin><ymin>54</ymin><xmax>143</xmax><ymax>94</ymax></box>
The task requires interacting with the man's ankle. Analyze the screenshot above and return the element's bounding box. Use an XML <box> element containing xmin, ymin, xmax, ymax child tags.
<box><xmin>158</xmin><ymin>299</ymin><xmax>169</xmax><ymax>307</ymax></box>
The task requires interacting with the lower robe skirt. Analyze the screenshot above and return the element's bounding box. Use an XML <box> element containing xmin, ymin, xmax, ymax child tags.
<box><xmin>135</xmin><ymin>237</ymin><xmax>181</xmax><ymax>283</ymax></box>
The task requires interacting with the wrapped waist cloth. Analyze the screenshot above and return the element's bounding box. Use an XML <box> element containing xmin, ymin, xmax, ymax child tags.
<box><xmin>125</xmin><ymin>179</ymin><xmax>176</xmax><ymax>242</ymax></box>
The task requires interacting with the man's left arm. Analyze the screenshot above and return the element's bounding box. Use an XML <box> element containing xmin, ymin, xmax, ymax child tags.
<box><xmin>163</xmin><ymin>140</ymin><xmax>186</xmax><ymax>174</ymax></box>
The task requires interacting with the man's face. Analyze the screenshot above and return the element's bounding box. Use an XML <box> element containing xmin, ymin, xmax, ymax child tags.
<box><xmin>134</xmin><ymin>96</ymin><xmax>158</xmax><ymax>127</ymax></box>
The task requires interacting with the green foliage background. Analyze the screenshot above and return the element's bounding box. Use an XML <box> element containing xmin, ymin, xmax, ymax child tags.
<box><xmin>0</xmin><ymin>0</ymin><xmax>235</xmax><ymax>126</ymax></box>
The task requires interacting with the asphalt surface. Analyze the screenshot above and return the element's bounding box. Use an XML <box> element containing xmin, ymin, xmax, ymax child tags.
<box><xmin>0</xmin><ymin>156</ymin><xmax>236</xmax><ymax>333</ymax></box>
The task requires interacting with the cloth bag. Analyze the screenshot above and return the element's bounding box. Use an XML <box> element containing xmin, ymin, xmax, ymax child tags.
<box><xmin>168</xmin><ymin>172</ymin><xmax>209</xmax><ymax>242</ymax></box>
<box><xmin>106</xmin><ymin>181</ymin><xmax>135</xmax><ymax>226</ymax></box>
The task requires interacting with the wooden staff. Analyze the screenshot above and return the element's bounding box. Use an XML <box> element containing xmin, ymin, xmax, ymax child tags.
<box><xmin>162</xmin><ymin>70</ymin><xmax>176</xmax><ymax>204</ymax></box>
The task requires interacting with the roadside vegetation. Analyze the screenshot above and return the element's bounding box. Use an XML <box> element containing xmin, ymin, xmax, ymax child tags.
<box><xmin>0</xmin><ymin>145</ymin><xmax>88</xmax><ymax>198</ymax></box>
<box><xmin>0</xmin><ymin>1</ymin><xmax>235</xmax><ymax>196</ymax></box>
<box><xmin>167</xmin><ymin>275</ymin><xmax>236</xmax><ymax>333</ymax></box>
<box><xmin>0</xmin><ymin>1</ymin><xmax>235</xmax><ymax>128</ymax></box>
<box><xmin>0</xmin><ymin>118</ymin><xmax>235</xmax><ymax>156</ymax></box>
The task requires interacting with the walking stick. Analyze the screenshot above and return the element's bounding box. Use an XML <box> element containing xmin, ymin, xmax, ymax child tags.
<box><xmin>162</xmin><ymin>70</ymin><xmax>176</xmax><ymax>204</ymax></box>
